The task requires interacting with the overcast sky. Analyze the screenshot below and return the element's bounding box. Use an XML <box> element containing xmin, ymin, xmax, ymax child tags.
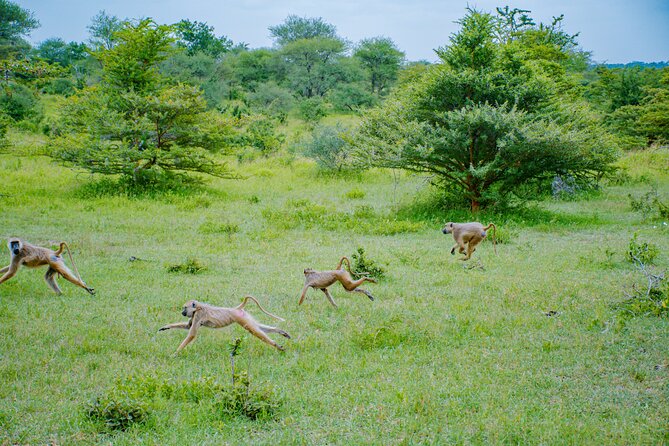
<box><xmin>16</xmin><ymin>0</ymin><xmax>669</xmax><ymax>64</ymax></box>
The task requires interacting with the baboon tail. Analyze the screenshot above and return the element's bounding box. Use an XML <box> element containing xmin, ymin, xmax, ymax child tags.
<box><xmin>485</xmin><ymin>223</ymin><xmax>498</xmax><ymax>255</ymax></box>
<box><xmin>337</xmin><ymin>256</ymin><xmax>352</xmax><ymax>271</ymax></box>
<box><xmin>240</xmin><ymin>295</ymin><xmax>285</xmax><ymax>321</ymax></box>
<box><xmin>62</xmin><ymin>242</ymin><xmax>85</xmax><ymax>281</ymax></box>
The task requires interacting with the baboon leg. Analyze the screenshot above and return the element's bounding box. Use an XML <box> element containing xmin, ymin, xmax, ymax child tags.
<box><xmin>0</xmin><ymin>265</ymin><xmax>9</xmax><ymax>274</ymax></box>
<box><xmin>450</xmin><ymin>244</ymin><xmax>459</xmax><ymax>255</ymax></box>
<box><xmin>350</xmin><ymin>287</ymin><xmax>375</xmax><ymax>301</ymax></box>
<box><xmin>321</xmin><ymin>288</ymin><xmax>338</xmax><ymax>308</ymax></box>
<box><xmin>175</xmin><ymin>325</ymin><xmax>200</xmax><ymax>355</ymax></box>
<box><xmin>342</xmin><ymin>276</ymin><xmax>376</xmax><ymax>291</ymax></box>
<box><xmin>298</xmin><ymin>284</ymin><xmax>311</xmax><ymax>305</ymax></box>
<box><xmin>51</xmin><ymin>261</ymin><xmax>95</xmax><ymax>295</ymax></box>
<box><xmin>159</xmin><ymin>322</ymin><xmax>191</xmax><ymax>331</ymax></box>
<box><xmin>462</xmin><ymin>244</ymin><xmax>476</xmax><ymax>261</ymax></box>
<box><xmin>240</xmin><ymin>321</ymin><xmax>284</xmax><ymax>351</ymax></box>
<box><xmin>0</xmin><ymin>261</ymin><xmax>19</xmax><ymax>284</ymax></box>
<box><xmin>44</xmin><ymin>267</ymin><xmax>63</xmax><ymax>295</ymax></box>
<box><xmin>259</xmin><ymin>323</ymin><xmax>291</xmax><ymax>339</ymax></box>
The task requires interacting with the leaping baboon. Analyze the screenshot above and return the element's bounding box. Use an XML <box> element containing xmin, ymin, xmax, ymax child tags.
<box><xmin>299</xmin><ymin>256</ymin><xmax>377</xmax><ymax>308</ymax></box>
<box><xmin>159</xmin><ymin>296</ymin><xmax>291</xmax><ymax>354</ymax></box>
<box><xmin>0</xmin><ymin>237</ymin><xmax>95</xmax><ymax>295</ymax></box>
<box><xmin>442</xmin><ymin>222</ymin><xmax>497</xmax><ymax>261</ymax></box>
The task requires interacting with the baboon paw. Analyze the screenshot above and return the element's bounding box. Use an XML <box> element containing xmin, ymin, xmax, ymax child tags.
<box><xmin>158</xmin><ymin>327</ymin><xmax>168</xmax><ymax>331</ymax></box>
<box><xmin>87</xmin><ymin>288</ymin><xmax>96</xmax><ymax>295</ymax></box>
<box><xmin>276</xmin><ymin>344</ymin><xmax>285</xmax><ymax>352</ymax></box>
<box><xmin>368</xmin><ymin>295</ymin><xmax>375</xmax><ymax>301</ymax></box>
<box><xmin>450</xmin><ymin>249</ymin><xmax>455</xmax><ymax>255</ymax></box>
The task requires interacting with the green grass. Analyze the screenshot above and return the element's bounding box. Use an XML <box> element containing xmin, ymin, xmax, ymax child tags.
<box><xmin>1</xmin><ymin>141</ymin><xmax>668</xmax><ymax>444</ymax></box>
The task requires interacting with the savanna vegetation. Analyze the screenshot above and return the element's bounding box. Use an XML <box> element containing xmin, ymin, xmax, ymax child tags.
<box><xmin>1</xmin><ymin>1</ymin><xmax>668</xmax><ymax>444</ymax></box>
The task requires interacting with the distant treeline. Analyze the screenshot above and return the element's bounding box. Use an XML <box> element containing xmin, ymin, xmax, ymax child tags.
<box><xmin>601</xmin><ymin>61</ymin><xmax>669</xmax><ymax>69</ymax></box>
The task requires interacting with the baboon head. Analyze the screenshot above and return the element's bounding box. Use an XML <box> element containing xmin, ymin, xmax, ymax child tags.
<box><xmin>304</xmin><ymin>268</ymin><xmax>315</xmax><ymax>275</ymax></box>
<box><xmin>182</xmin><ymin>300</ymin><xmax>199</xmax><ymax>317</ymax></box>
<box><xmin>8</xmin><ymin>238</ymin><xmax>21</xmax><ymax>256</ymax></box>
<box><xmin>441</xmin><ymin>222</ymin><xmax>454</xmax><ymax>234</ymax></box>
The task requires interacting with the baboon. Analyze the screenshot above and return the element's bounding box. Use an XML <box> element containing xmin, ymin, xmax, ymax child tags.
<box><xmin>159</xmin><ymin>295</ymin><xmax>291</xmax><ymax>354</ymax></box>
<box><xmin>299</xmin><ymin>256</ymin><xmax>377</xmax><ymax>308</ymax></box>
<box><xmin>442</xmin><ymin>222</ymin><xmax>497</xmax><ymax>261</ymax></box>
<box><xmin>0</xmin><ymin>237</ymin><xmax>95</xmax><ymax>295</ymax></box>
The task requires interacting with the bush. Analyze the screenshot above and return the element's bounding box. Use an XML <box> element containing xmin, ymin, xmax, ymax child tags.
<box><xmin>627</xmin><ymin>233</ymin><xmax>659</xmax><ymax>265</ymax></box>
<box><xmin>42</xmin><ymin>78</ymin><xmax>76</xmax><ymax>96</ymax></box>
<box><xmin>198</xmin><ymin>220</ymin><xmax>240</xmax><ymax>235</ymax></box>
<box><xmin>0</xmin><ymin>83</ymin><xmax>42</xmax><ymax>121</ymax></box>
<box><xmin>629</xmin><ymin>188</ymin><xmax>669</xmax><ymax>220</ymax></box>
<box><xmin>166</xmin><ymin>257</ymin><xmax>208</xmax><ymax>274</ymax></box>
<box><xmin>85</xmin><ymin>394</ymin><xmax>149</xmax><ymax>432</ymax></box>
<box><xmin>214</xmin><ymin>376</ymin><xmax>281</xmax><ymax>421</ymax></box>
<box><xmin>241</xmin><ymin>115</ymin><xmax>285</xmax><ymax>155</ymax></box>
<box><xmin>351</xmin><ymin>247</ymin><xmax>386</xmax><ymax>279</ymax></box>
<box><xmin>298</xmin><ymin>97</ymin><xmax>327</xmax><ymax>122</ymax></box>
<box><xmin>345</xmin><ymin>188</ymin><xmax>365</xmax><ymax>199</ymax></box>
<box><xmin>302</xmin><ymin>123</ymin><xmax>352</xmax><ymax>172</ymax></box>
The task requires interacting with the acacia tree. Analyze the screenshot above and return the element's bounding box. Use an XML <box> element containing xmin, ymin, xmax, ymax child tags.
<box><xmin>354</xmin><ymin>37</ymin><xmax>404</xmax><ymax>95</ymax></box>
<box><xmin>354</xmin><ymin>9</ymin><xmax>616</xmax><ymax>211</ymax></box>
<box><xmin>174</xmin><ymin>20</ymin><xmax>232</xmax><ymax>58</ymax></box>
<box><xmin>270</xmin><ymin>16</ymin><xmax>347</xmax><ymax>98</ymax></box>
<box><xmin>0</xmin><ymin>0</ymin><xmax>38</xmax><ymax>59</ymax></box>
<box><xmin>51</xmin><ymin>19</ymin><xmax>237</xmax><ymax>186</ymax></box>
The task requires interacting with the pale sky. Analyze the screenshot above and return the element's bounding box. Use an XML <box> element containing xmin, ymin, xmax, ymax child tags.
<box><xmin>16</xmin><ymin>0</ymin><xmax>669</xmax><ymax>64</ymax></box>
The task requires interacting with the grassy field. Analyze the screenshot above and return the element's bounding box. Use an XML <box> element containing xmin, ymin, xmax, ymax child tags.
<box><xmin>1</xmin><ymin>130</ymin><xmax>668</xmax><ymax>445</ymax></box>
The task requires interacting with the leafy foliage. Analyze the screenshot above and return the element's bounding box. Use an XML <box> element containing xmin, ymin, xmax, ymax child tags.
<box><xmin>351</xmin><ymin>247</ymin><xmax>386</xmax><ymax>279</ymax></box>
<box><xmin>354</xmin><ymin>37</ymin><xmax>405</xmax><ymax>95</ymax></box>
<box><xmin>269</xmin><ymin>15</ymin><xmax>338</xmax><ymax>46</ymax></box>
<box><xmin>354</xmin><ymin>8</ymin><xmax>617</xmax><ymax>210</ymax></box>
<box><xmin>302</xmin><ymin>123</ymin><xmax>351</xmax><ymax>171</ymax></box>
<box><xmin>166</xmin><ymin>257</ymin><xmax>208</xmax><ymax>274</ymax></box>
<box><xmin>0</xmin><ymin>0</ymin><xmax>39</xmax><ymax>58</ymax></box>
<box><xmin>50</xmin><ymin>19</ymin><xmax>238</xmax><ymax>186</ymax></box>
<box><xmin>174</xmin><ymin>19</ymin><xmax>232</xmax><ymax>57</ymax></box>
<box><xmin>85</xmin><ymin>394</ymin><xmax>149</xmax><ymax>432</ymax></box>
<box><xmin>627</xmin><ymin>233</ymin><xmax>659</xmax><ymax>265</ymax></box>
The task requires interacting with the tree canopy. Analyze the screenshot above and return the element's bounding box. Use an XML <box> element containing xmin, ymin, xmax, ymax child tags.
<box><xmin>354</xmin><ymin>8</ymin><xmax>617</xmax><ymax>211</ymax></box>
<box><xmin>0</xmin><ymin>0</ymin><xmax>39</xmax><ymax>58</ymax></box>
<box><xmin>51</xmin><ymin>19</ymin><xmax>238</xmax><ymax>187</ymax></box>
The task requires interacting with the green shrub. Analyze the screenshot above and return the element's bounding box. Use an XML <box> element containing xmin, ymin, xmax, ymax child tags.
<box><xmin>166</xmin><ymin>257</ymin><xmax>208</xmax><ymax>274</ymax></box>
<box><xmin>42</xmin><ymin>78</ymin><xmax>76</xmax><ymax>96</ymax></box>
<box><xmin>214</xmin><ymin>377</ymin><xmax>281</xmax><ymax>421</ymax></box>
<box><xmin>351</xmin><ymin>247</ymin><xmax>386</xmax><ymax>279</ymax></box>
<box><xmin>298</xmin><ymin>97</ymin><xmax>327</xmax><ymax>122</ymax></box>
<box><xmin>302</xmin><ymin>123</ymin><xmax>351</xmax><ymax>172</ymax></box>
<box><xmin>198</xmin><ymin>220</ymin><xmax>240</xmax><ymax>235</ymax></box>
<box><xmin>345</xmin><ymin>188</ymin><xmax>365</xmax><ymax>199</ymax></box>
<box><xmin>85</xmin><ymin>394</ymin><xmax>149</xmax><ymax>432</ymax></box>
<box><xmin>0</xmin><ymin>83</ymin><xmax>42</xmax><ymax>121</ymax></box>
<box><xmin>627</xmin><ymin>233</ymin><xmax>659</xmax><ymax>265</ymax></box>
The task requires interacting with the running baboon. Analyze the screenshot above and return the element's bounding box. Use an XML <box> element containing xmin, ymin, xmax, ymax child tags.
<box><xmin>0</xmin><ymin>237</ymin><xmax>95</xmax><ymax>295</ymax></box>
<box><xmin>159</xmin><ymin>296</ymin><xmax>291</xmax><ymax>354</ymax></box>
<box><xmin>299</xmin><ymin>256</ymin><xmax>376</xmax><ymax>308</ymax></box>
<box><xmin>442</xmin><ymin>222</ymin><xmax>497</xmax><ymax>261</ymax></box>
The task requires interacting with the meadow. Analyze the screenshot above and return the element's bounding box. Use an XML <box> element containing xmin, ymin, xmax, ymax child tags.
<box><xmin>1</xmin><ymin>129</ymin><xmax>668</xmax><ymax>445</ymax></box>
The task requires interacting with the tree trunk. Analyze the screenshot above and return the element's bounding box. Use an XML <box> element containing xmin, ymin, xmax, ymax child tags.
<box><xmin>471</xmin><ymin>198</ymin><xmax>480</xmax><ymax>213</ymax></box>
